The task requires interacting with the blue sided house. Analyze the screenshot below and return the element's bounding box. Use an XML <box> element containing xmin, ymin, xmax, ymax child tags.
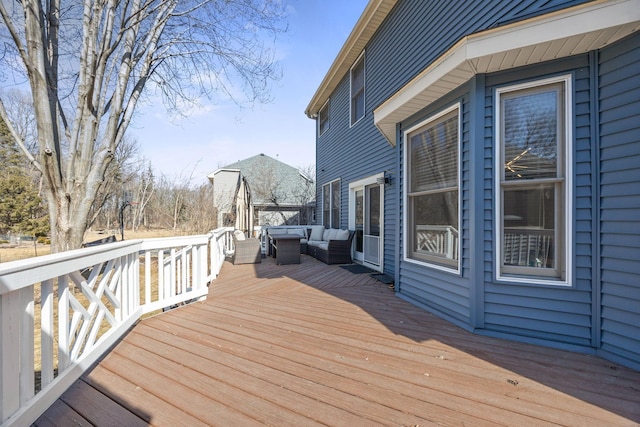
<box><xmin>305</xmin><ymin>0</ymin><xmax>640</xmax><ymax>371</ymax></box>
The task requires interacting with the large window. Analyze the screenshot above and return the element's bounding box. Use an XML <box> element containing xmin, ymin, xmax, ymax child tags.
<box><xmin>496</xmin><ymin>75</ymin><xmax>572</xmax><ymax>284</ymax></box>
<box><xmin>350</xmin><ymin>52</ymin><xmax>365</xmax><ymax>126</ymax></box>
<box><xmin>318</xmin><ymin>100</ymin><xmax>329</xmax><ymax>136</ymax></box>
<box><xmin>405</xmin><ymin>104</ymin><xmax>460</xmax><ymax>271</ymax></box>
<box><xmin>323</xmin><ymin>180</ymin><xmax>340</xmax><ymax>228</ymax></box>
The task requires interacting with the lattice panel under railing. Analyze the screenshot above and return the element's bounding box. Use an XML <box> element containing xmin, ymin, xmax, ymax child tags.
<box><xmin>61</xmin><ymin>257</ymin><xmax>124</xmax><ymax>366</ymax></box>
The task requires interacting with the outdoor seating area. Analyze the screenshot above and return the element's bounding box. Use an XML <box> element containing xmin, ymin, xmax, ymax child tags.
<box><xmin>262</xmin><ymin>225</ymin><xmax>355</xmax><ymax>265</ymax></box>
<box><xmin>35</xmin><ymin>255</ymin><xmax>640</xmax><ymax>426</ymax></box>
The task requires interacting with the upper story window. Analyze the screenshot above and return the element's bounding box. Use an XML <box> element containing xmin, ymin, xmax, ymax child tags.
<box><xmin>350</xmin><ymin>52</ymin><xmax>365</xmax><ymax>126</ymax></box>
<box><xmin>318</xmin><ymin>100</ymin><xmax>329</xmax><ymax>136</ymax></box>
<box><xmin>323</xmin><ymin>179</ymin><xmax>340</xmax><ymax>228</ymax></box>
<box><xmin>496</xmin><ymin>75</ymin><xmax>572</xmax><ymax>285</ymax></box>
<box><xmin>404</xmin><ymin>104</ymin><xmax>460</xmax><ymax>272</ymax></box>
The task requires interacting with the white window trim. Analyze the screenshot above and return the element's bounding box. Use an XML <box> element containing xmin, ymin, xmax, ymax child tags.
<box><xmin>318</xmin><ymin>99</ymin><xmax>330</xmax><ymax>137</ymax></box>
<box><xmin>403</xmin><ymin>103</ymin><xmax>462</xmax><ymax>275</ymax></box>
<box><xmin>494</xmin><ymin>74</ymin><xmax>573</xmax><ymax>286</ymax></box>
<box><xmin>350</xmin><ymin>51</ymin><xmax>366</xmax><ymax>127</ymax></box>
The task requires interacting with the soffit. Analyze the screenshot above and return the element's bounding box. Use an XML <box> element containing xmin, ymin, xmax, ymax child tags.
<box><xmin>374</xmin><ymin>0</ymin><xmax>640</xmax><ymax>145</ymax></box>
<box><xmin>304</xmin><ymin>0</ymin><xmax>397</xmax><ymax>118</ymax></box>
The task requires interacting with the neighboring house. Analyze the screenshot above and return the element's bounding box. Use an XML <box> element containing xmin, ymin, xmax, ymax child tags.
<box><xmin>208</xmin><ymin>154</ymin><xmax>315</xmax><ymax>234</ymax></box>
<box><xmin>305</xmin><ymin>0</ymin><xmax>640</xmax><ymax>370</ymax></box>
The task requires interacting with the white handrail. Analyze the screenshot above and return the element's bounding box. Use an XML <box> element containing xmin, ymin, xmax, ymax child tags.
<box><xmin>0</xmin><ymin>227</ymin><xmax>234</xmax><ymax>426</ymax></box>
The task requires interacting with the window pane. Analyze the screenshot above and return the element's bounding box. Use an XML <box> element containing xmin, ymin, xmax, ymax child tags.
<box><xmin>319</xmin><ymin>104</ymin><xmax>329</xmax><ymax>135</ymax></box>
<box><xmin>352</xmin><ymin>58</ymin><xmax>364</xmax><ymax>92</ymax></box>
<box><xmin>411</xmin><ymin>191</ymin><xmax>459</xmax><ymax>263</ymax></box>
<box><xmin>323</xmin><ymin>184</ymin><xmax>330</xmax><ymax>210</ymax></box>
<box><xmin>352</xmin><ymin>92</ymin><xmax>365</xmax><ymax>123</ymax></box>
<box><xmin>366</xmin><ymin>184</ymin><xmax>380</xmax><ymax>237</ymax></box>
<box><xmin>351</xmin><ymin>55</ymin><xmax>365</xmax><ymax>124</ymax></box>
<box><xmin>331</xmin><ymin>180</ymin><xmax>340</xmax><ymax>227</ymax></box>
<box><xmin>323</xmin><ymin>184</ymin><xmax>330</xmax><ymax>227</ymax></box>
<box><xmin>355</xmin><ymin>189</ymin><xmax>364</xmax><ymax>252</ymax></box>
<box><xmin>503</xmin><ymin>87</ymin><xmax>559</xmax><ymax>181</ymax></box>
<box><xmin>503</xmin><ymin>185</ymin><xmax>555</xmax><ymax>269</ymax></box>
<box><xmin>409</xmin><ymin>111</ymin><xmax>458</xmax><ymax>193</ymax></box>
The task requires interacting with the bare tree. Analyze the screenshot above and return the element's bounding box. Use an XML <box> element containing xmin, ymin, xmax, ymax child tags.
<box><xmin>131</xmin><ymin>162</ymin><xmax>155</xmax><ymax>231</ymax></box>
<box><xmin>0</xmin><ymin>0</ymin><xmax>286</xmax><ymax>251</ymax></box>
<box><xmin>294</xmin><ymin>163</ymin><xmax>316</xmax><ymax>225</ymax></box>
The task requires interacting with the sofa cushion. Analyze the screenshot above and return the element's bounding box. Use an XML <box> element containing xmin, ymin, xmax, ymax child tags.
<box><xmin>309</xmin><ymin>226</ymin><xmax>324</xmax><ymax>241</ymax></box>
<box><xmin>322</xmin><ymin>228</ymin><xmax>331</xmax><ymax>241</ymax></box>
<box><xmin>335</xmin><ymin>229</ymin><xmax>350</xmax><ymax>240</ymax></box>
<box><xmin>233</xmin><ymin>230</ymin><xmax>245</xmax><ymax>241</ymax></box>
<box><xmin>316</xmin><ymin>241</ymin><xmax>329</xmax><ymax>251</ymax></box>
<box><xmin>307</xmin><ymin>240</ymin><xmax>322</xmax><ymax>248</ymax></box>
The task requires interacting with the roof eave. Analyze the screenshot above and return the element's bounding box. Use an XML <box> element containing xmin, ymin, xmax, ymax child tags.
<box><xmin>374</xmin><ymin>0</ymin><xmax>640</xmax><ymax>145</ymax></box>
<box><xmin>304</xmin><ymin>0</ymin><xmax>398</xmax><ymax>119</ymax></box>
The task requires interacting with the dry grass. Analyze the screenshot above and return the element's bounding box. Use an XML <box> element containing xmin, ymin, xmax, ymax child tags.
<box><xmin>0</xmin><ymin>228</ymin><xmax>186</xmax><ymax>264</ymax></box>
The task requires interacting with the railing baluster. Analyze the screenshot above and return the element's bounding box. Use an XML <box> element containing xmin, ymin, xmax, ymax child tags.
<box><xmin>58</xmin><ymin>275</ymin><xmax>70</xmax><ymax>372</ymax></box>
<box><xmin>170</xmin><ymin>248</ymin><xmax>177</xmax><ymax>298</ymax></box>
<box><xmin>20</xmin><ymin>287</ymin><xmax>35</xmax><ymax>405</ymax></box>
<box><xmin>158</xmin><ymin>250</ymin><xmax>165</xmax><ymax>302</ymax></box>
<box><xmin>40</xmin><ymin>280</ymin><xmax>55</xmax><ymax>388</ymax></box>
<box><xmin>145</xmin><ymin>251</ymin><xmax>151</xmax><ymax>306</ymax></box>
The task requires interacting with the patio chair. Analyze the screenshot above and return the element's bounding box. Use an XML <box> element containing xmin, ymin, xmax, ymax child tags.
<box><xmin>231</xmin><ymin>230</ymin><xmax>262</xmax><ymax>265</ymax></box>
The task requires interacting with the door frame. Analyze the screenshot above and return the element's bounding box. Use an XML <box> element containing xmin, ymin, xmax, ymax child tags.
<box><xmin>349</xmin><ymin>173</ymin><xmax>385</xmax><ymax>272</ymax></box>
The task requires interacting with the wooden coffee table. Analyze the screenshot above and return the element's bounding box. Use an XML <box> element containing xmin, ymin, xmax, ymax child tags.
<box><xmin>268</xmin><ymin>234</ymin><xmax>301</xmax><ymax>265</ymax></box>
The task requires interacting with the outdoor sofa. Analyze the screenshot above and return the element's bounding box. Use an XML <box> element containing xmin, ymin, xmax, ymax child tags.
<box><xmin>263</xmin><ymin>225</ymin><xmax>354</xmax><ymax>264</ymax></box>
<box><xmin>306</xmin><ymin>226</ymin><xmax>355</xmax><ymax>265</ymax></box>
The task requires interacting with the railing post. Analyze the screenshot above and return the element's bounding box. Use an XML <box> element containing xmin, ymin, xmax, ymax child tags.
<box><xmin>210</xmin><ymin>236</ymin><xmax>218</xmax><ymax>280</ymax></box>
<box><xmin>0</xmin><ymin>291</ymin><xmax>20</xmax><ymax>422</ymax></box>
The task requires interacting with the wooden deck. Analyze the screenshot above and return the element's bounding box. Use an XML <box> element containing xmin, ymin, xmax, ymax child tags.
<box><xmin>36</xmin><ymin>255</ymin><xmax>640</xmax><ymax>426</ymax></box>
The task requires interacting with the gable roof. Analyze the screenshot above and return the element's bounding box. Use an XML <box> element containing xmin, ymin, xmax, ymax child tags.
<box><xmin>209</xmin><ymin>154</ymin><xmax>312</xmax><ymax>206</ymax></box>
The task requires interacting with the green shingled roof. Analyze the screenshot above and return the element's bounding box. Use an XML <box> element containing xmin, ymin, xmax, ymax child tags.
<box><xmin>221</xmin><ymin>154</ymin><xmax>313</xmax><ymax>206</ymax></box>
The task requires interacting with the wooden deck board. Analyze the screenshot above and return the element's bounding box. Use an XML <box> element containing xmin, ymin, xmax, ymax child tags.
<box><xmin>35</xmin><ymin>255</ymin><xmax>640</xmax><ymax>426</ymax></box>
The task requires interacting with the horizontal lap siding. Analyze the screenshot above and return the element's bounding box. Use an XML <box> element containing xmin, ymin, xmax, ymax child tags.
<box><xmin>365</xmin><ymin>0</ymin><xmax>590</xmax><ymax>326</ymax></box>
<box><xmin>317</xmin><ymin>0</ymin><xmax>595</xmax><ymax>325</ymax></box>
<box><xmin>397</xmin><ymin>94</ymin><xmax>472</xmax><ymax>326</ymax></box>
<box><xmin>598</xmin><ymin>32</ymin><xmax>640</xmax><ymax>369</ymax></box>
<box><xmin>316</xmin><ymin>73</ymin><xmax>396</xmax><ymax>273</ymax></box>
<box><xmin>482</xmin><ymin>58</ymin><xmax>593</xmax><ymax>347</ymax></box>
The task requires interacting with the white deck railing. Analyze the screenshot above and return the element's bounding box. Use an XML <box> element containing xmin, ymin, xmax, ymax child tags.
<box><xmin>0</xmin><ymin>227</ymin><xmax>234</xmax><ymax>426</ymax></box>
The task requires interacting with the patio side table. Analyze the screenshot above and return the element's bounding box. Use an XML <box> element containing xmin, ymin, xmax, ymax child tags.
<box><xmin>269</xmin><ymin>234</ymin><xmax>301</xmax><ymax>265</ymax></box>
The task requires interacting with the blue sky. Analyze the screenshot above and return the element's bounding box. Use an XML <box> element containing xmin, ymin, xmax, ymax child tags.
<box><xmin>129</xmin><ymin>0</ymin><xmax>369</xmax><ymax>183</ymax></box>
